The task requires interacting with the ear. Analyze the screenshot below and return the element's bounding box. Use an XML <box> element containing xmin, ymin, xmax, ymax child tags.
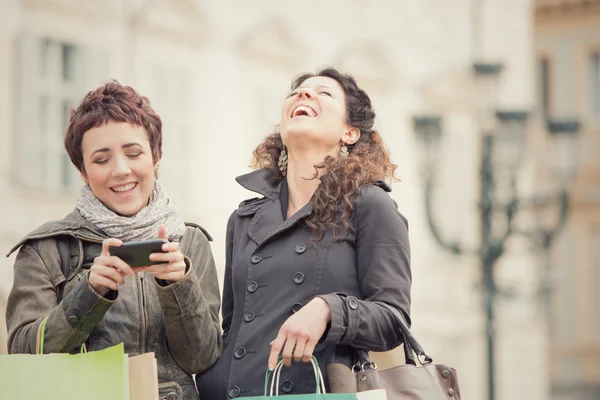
<box><xmin>342</xmin><ymin>128</ymin><xmax>361</xmax><ymax>145</ymax></box>
<box><xmin>154</xmin><ymin>160</ymin><xmax>160</xmax><ymax>178</ymax></box>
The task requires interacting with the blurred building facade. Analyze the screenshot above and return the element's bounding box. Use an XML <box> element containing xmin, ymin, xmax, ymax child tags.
<box><xmin>535</xmin><ymin>1</ymin><xmax>600</xmax><ymax>399</ymax></box>
<box><xmin>0</xmin><ymin>1</ymin><xmax>551</xmax><ymax>399</ymax></box>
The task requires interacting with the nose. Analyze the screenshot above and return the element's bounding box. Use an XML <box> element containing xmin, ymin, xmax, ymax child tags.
<box><xmin>295</xmin><ymin>88</ymin><xmax>314</xmax><ymax>100</ymax></box>
<box><xmin>112</xmin><ymin>156</ymin><xmax>132</xmax><ymax>177</ymax></box>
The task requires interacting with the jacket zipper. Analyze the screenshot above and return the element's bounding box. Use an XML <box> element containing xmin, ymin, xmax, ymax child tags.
<box><xmin>139</xmin><ymin>274</ymin><xmax>147</xmax><ymax>354</ymax></box>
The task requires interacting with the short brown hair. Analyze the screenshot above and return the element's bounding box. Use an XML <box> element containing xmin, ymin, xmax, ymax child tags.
<box><xmin>64</xmin><ymin>80</ymin><xmax>162</xmax><ymax>173</ymax></box>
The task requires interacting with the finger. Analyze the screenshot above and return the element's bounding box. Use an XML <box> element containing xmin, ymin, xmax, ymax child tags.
<box><xmin>157</xmin><ymin>224</ymin><xmax>168</xmax><ymax>242</ymax></box>
<box><xmin>293</xmin><ymin>336</ymin><xmax>307</xmax><ymax>363</ymax></box>
<box><xmin>268</xmin><ymin>331</ymin><xmax>287</xmax><ymax>371</ymax></box>
<box><xmin>162</xmin><ymin>241</ymin><xmax>180</xmax><ymax>253</ymax></box>
<box><xmin>281</xmin><ymin>330</ymin><xmax>297</xmax><ymax>367</ymax></box>
<box><xmin>101</xmin><ymin>238</ymin><xmax>123</xmax><ymax>257</ymax></box>
<box><xmin>153</xmin><ymin>270</ymin><xmax>186</xmax><ymax>282</ymax></box>
<box><xmin>94</xmin><ymin>255</ymin><xmax>134</xmax><ymax>276</ymax></box>
<box><xmin>144</xmin><ymin>260</ymin><xmax>185</xmax><ymax>274</ymax></box>
<box><xmin>149</xmin><ymin>251</ymin><xmax>183</xmax><ymax>263</ymax></box>
<box><xmin>89</xmin><ymin>274</ymin><xmax>118</xmax><ymax>292</ymax></box>
<box><xmin>301</xmin><ymin>338</ymin><xmax>318</xmax><ymax>363</ymax></box>
<box><xmin>90</xmin><ymin>265</ymin><xmax>126</xmax><ymax>286</ymax></box>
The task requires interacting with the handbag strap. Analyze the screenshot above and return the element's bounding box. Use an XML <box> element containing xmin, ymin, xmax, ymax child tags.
<box><xmin>354</xmin><ymin>303</ymin><xmax>432</xmax><ymax>368</ymax></box>
<box><xmin>377</xmin><ymin>302</ymin><xmax>433</xmax><ymax>366</ymax></box>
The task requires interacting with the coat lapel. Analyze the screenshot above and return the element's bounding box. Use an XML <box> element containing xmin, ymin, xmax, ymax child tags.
<box><xmin>237</xmin><ymin>168</ymin><xmax>314</xmax><ymax>247</ymax></box>
<box><xmin>247</xmin><ymin>199</ymin><xmax>314</xmax><ymax>247</ymax></box>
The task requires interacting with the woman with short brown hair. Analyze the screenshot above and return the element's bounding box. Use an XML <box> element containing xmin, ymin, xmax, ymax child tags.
<box><xmin>6</xmin><ymin>81</ymin><xmax>221</xmax><ymax>400</ymax></box>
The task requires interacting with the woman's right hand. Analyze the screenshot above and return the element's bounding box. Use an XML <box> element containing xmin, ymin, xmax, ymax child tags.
<box><xmin>89</xmin><ymin>238</ymin><xmax>138</xmax><ymax>294</ymax></box>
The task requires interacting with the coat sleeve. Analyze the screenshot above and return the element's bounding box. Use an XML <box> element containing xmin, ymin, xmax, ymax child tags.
<box><xmin>318</xmin><ymin>185</ymin><xmax>412</xmax><ymax>351</ymax></box>
<box><xmin>6</xmin><ymin>239</ymin><xmax>115</xmax><ymax>354</ymax></box>
<box><xmin>154</xmin><ymin>226</ymin><xmax>223</xmax><ymax>374</ymax></box>
<box><xmin>221</xmin><ymin>211</ymin><xmax>236</xmax><ymax>345</ymax></box>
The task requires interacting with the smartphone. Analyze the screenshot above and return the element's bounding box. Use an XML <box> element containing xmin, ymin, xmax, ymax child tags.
<box><xmin>109</xmin><ymin>239</ymin><xmax>168</xmax><ymax>268</ymax></box>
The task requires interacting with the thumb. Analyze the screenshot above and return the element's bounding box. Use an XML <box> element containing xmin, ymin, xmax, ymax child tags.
<box><xmin>158</xmin><ymin>224</ymin><xmax>168</xmax><ymax>241</ymax></box>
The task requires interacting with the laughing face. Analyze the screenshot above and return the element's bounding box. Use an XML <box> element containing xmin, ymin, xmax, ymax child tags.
<box><xmin>280</xmin><ymin>76</ymin><xmax>352</xmax><ymax>152</ymax></box>
<box><xmin>80</xmin><ymin>121</ymin><xmax>157</xmax><ymax>217</ymax></box>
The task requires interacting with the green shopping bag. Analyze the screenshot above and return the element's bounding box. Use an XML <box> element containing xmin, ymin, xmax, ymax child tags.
<box><xmin>239</xmin><ymin>357</ymin><xmax>386</xmax><ymax>400</ymax></box>
<box><xmin>0</xmin><ymin>316</ymin><xmax>130</xmax><ymax>400</ymax></box>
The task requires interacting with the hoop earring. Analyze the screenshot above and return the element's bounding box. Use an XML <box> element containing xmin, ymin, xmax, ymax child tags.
<box><xmin>278</xmin><ymin>147</ymin><xmax>288</xmax><ymax>176</ymax></box>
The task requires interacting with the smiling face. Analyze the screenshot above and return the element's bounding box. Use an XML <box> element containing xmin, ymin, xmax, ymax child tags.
<box><xmin>80</xmin><ymin>121</ymin><xmax>157</xmax><ymax>217</ymax></box>
<box><xmin>280</xmin><ymin>76</ymin><xmax>355</xmax><ymax>152</ymax></box>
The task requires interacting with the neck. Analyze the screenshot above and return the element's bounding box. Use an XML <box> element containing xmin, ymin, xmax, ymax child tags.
<box><xmin>285</xmin><ymin>147</ymin><xmax>334</xmax><ymax>217</ymax></box>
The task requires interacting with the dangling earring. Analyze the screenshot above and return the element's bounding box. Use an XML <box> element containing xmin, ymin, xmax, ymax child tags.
<box><xmin>278</xmin><ymin>147</ymin><xmax>288</xmax><ymax>176</ymax></box>
<box><xmin>340</xmin><ymin>143</ymin><xmax>349</xmax><ymax>158</ymax></box>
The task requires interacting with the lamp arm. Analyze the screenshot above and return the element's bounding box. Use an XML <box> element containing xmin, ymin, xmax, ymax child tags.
<box><xmin>424</xmin><ymin>178</ymin><xmax>463</xmax><ymax>255</ymax></box>
<box><xmin>541</xmin><ymin>190</ymin><xmax>569</xmax><ymax>248</ymax></box>
<box><xmin>499</xmin><ymin>175</ymin><xmax>520</xmax><ymax>243</ymax></box>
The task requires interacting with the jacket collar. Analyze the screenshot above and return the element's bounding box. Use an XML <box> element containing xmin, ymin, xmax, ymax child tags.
<box><xmin>236</xmin><ymin>168</ymin><xmax>314</xmax><ymax>246</ymax></box>
<box><xmin>6</xmin><ymin>209</ymin><xmax>109</xmax><ymax>257</ymax></box>
<box><xmin>235</xmin><ymin>168</ymin><xmax>283</xmax><ymax>200</ymax></box>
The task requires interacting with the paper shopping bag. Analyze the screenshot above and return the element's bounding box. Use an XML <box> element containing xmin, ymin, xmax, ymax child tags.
<box><xmin>0</xmin><ymin>342</ymin><xmax>129</xmax><ymax>400</ymax></box>
<box><xmin>129</xmin><ymin>352</ymin><xmax>159</xmax><ymax>400</ymax></box>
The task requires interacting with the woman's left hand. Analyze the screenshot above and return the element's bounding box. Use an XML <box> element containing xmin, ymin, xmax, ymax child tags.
<box><xmin>145</xmin><ymin>225</ymin><xmax>187</xmax><ymax>282</ymax></box>
<box><xmin>268</xmin><ymin>297</ymin><xmax>331</xmax><ymax>370</ymax></box>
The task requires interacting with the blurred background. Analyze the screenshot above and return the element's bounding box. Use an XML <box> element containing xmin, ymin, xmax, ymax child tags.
<box><xmin>0</xmin><ymin>0</ymin><xmax>599</xmax><ymax>399</ymax></box>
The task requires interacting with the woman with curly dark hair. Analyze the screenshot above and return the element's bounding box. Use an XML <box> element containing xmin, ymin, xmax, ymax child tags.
<box><xmin>195</xmin><ymin>67</ymin><xmax>412</xmax><ymax>400</ymax></box>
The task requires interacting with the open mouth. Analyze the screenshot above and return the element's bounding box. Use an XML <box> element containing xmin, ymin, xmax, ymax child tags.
<box><xmin>111</xmin><ymin>182</ymin><xmax>137</xmax><ymax>194</ymax></box>
<box><xmin>290</xmin><ymin>105</ymin><xmax>318</xmax><ymax>118</ymax></box>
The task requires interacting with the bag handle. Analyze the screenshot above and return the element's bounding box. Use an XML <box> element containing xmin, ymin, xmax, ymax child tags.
<box><xmin>36</xmin><ymin>315</ymin><xmax>86</xmax><ymax>355</ymax></box>
<box><xmin>354</xmin><ymin>303</ymin><xmax>432</xmax><ymax>369</ymax></box>
<box><xmin>264</xmin><ymin>356</ymin><xmax>326</xmax><ymax>396</ymax></box>
<box><xmin>377</xmin><ymin>302</ymin><xmax>433</xmax><ymax>366</ymax></box>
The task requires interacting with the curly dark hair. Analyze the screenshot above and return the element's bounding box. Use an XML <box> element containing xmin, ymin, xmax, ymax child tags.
<box><xmin>251</xmin><ymin>67</ymin><xmax>398</xmax><ymax>241</ymax></box>
<box><xmin>64</xmin><ymin>80</ymin><xmax>162</xmax><ymax>174</ymax></box>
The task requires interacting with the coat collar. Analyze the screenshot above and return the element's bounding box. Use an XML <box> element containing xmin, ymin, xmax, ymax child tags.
<box><xmin>6</xmin><ymin>209</ymin><xmax>108</xmax><ymax>257</ymax></box>
<box><xmin>236</xmin><ymin>168</ymin><xmax>314</xmax><ymax>246</ymax></box>
<box><xmin>235</xmin><ymin>168</ymin><xmax>283</xmax><ymax>200</ymax></box>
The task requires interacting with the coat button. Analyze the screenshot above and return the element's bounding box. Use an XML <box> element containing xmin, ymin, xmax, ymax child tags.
<box><xmin>68</xmin><ymin>315</ymin><xmax>79</xmax><ymax>324</ymax></box>
<box><xmin>293</xmin><ymin>272</ymin><xmax>305</xmax><ymax>284</ymax></box>
<box><xmin>247</xmin><ymin>281</ymin><xmax>258</xmax><ymax>293</ymax></box>
<box><xmin>281</xmin><ymin>380</ymin><xmax>294</xmax><ymax>393</ymax></box>
<box><xmin>228</xmin><ymin>386</ymin><xmax>241</xmax><ymax>398</ymax></box>
<box><xmin>250</xmin><ymin>254</ymin><xmax>262</xmax><ymax>264</ymax></box>
<box><xmin>348</xmin><ymin>297</ymin><xmax>359</xmax><ymax>310</ymax></box>
<box><xmin>291</xmin><ymin>303</ymin><xmax>303</xmax><ymax>313</ymax></box>
<box><xmin>244</xmin><ymin>311</ymin><xmax>256</xmax><ymax>322</ymax></box>
<box><xmin>295</xmin><ymin>244</ymin><xmax>307</xmax><ymax>254</ymax></box>
<box><xmin>448</xmin><ymin>388</ymin><xmax>455</xmax><ymax>396</ymax></box>
<box><xmin>442</xmin><ymin>369</ymin><xmax>450</xmax><ymax>378</ymax></box>
<box><xmin>234</xmin><ymin>347</ymin><xmax>247</xmax><ymax>359</ymax></box>
<box><xmin>166</xmin><ymin>393</ymin><xmax>177</xmax><ymax>400</ymax></box>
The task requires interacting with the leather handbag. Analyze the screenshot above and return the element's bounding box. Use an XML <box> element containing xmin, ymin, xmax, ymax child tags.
<box><xmin>327</xmin><ymin>303</ymin><xmax>461</xmax><ymax>400</ymax></box>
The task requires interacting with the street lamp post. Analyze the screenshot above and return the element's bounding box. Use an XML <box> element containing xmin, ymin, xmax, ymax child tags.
<box><xmin>413</xmin><ymin>64</ymin><xmax>579</xmax><ymax>400</ymax></box>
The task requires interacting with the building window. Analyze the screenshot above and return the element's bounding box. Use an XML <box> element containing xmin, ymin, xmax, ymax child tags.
<box><xmin>17</xmin><ymin>34</ymin><xmax>83</xmax><ymax>193</ymax></box>
<box><xmin>589</xmin><ymin>51</ymin><xmax>600</xmax><ymax>121</ymax></box>
<box><xmin>539</xmin><ymin>57</ymin><xmax>551</xmax><ymax>117</ymax></box>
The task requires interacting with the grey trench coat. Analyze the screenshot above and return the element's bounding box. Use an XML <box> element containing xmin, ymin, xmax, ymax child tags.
<box><xmin>195</xmin><ymin>168</ymin><xmax>412</xmax><ymax>400</ymax></box>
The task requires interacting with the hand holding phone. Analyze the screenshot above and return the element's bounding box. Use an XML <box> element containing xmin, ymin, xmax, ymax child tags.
<box><xmin>142</xmin><ymin>225</ymin><xmax>187</xmax><ymax>283</ymax></box>
<box><xmin>89</xmin><ymin>238</ymin><xmax>141</xmax><ymax>294</ymax></box>
<box><xmin>108</xmin><ymin>239</ymin><xmax>168</xmax><ymax>268</ymax></box>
